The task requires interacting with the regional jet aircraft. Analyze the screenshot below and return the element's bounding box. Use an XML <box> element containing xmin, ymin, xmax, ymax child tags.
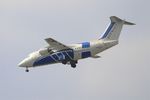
<box><xmin>18</xmin><ymin>16</ymin><xmax>135</xmax><ymax>72</ymax></box>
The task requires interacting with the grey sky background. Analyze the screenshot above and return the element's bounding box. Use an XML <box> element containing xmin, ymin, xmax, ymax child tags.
<box><xmin>0</xmin><ymin>0</ymin><xmax>149</xmax><ymax>100</ymax></box>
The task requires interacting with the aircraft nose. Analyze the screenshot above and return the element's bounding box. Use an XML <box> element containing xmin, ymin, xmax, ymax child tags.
<box><xmin>18</xmin><ymin>57</ymin><xmax>33</xmax><ymax>67</ymax></box>
<box><xmin>18</xmin><ymin>60</ymin><xmax>26</xmax><ymax>67</ymax></box>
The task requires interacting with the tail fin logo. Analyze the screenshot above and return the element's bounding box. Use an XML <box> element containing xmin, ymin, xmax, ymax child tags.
<box><xmin>100</xmin><ymin>22</ymin><xmax>115</xmax><ymax>39</ymax></box>
<box><xmin>100</xmin><ymin>16</ymin><xmax>135</xmax><ymax>40</ymax></box>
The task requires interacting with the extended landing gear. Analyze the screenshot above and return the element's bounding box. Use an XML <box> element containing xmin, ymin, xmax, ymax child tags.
<box><xmin>62</xmin><ymin>60</ymin><xmax>78</xmax><ymax>68</ymax></box>
<box><xmin>71</xmin><ymin>63</ymin><xmax>76</xmax><ymax>68</ymax></box>
<box><xmin>62</xmin><ymin>60</ymin><xmax>67</xmax><ymax>65</ymax></box>
<box><xmin>25</xmin><ymin>67</ymin><xmax>29</xmax><ymax>72</ymax></box>
<box><xmin>70</xmin><ymin>60</ymin><xmax>78</xmax><ymax>68</ymax></box>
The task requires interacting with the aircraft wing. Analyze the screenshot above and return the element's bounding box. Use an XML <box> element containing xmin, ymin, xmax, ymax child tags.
<box><xmin>45</xmin><ymin>38</ymin><xmax>71</xmax><ymax>51</ymax></box>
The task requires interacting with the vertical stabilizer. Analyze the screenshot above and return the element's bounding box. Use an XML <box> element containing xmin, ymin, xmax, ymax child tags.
<box><xmin>100</xmin><ymin>16</ymin><xmax>135</xmax><ymax>40</ymax></box>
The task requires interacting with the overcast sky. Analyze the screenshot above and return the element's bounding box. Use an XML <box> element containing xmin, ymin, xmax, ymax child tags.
<box><xmin>0</xmin><ymin>0</ymin><xmax>149</xmax><ymax>100</ymax></box>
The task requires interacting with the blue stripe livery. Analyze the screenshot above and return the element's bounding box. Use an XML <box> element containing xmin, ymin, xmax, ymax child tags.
<box><xmin>100</xmin><ymin>22</ymin><xmax>115</xmax><ymax>39</ymax></box>
<box><xmin>57</xmin><ymin>53</ymin><xmax>65</xmax><ymax>60</ymax></box>
<box><xmin>33</xmin><ymin>50</ymin><xmax>74</xmax><ymax>66</ymax></box>
<box><xmin>82</xmin><ymin>42</ymin><xmax>90</xmax><ymax>48</ymax></box>
<box><xmin>52</xmin><ymin>54</ymin><xmax>58</xmax><ymax>61</ymax></box>
<box><xmin>33</xmin><ymin>55</ymin><xmax>55</xmax><ymax>66</ymax></box>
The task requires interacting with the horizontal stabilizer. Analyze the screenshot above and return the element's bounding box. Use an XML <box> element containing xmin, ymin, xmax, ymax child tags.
<box><xmin>110</xmin><ymin>16</ymin><xmax>135</xmax><ymax>25</ymax></box>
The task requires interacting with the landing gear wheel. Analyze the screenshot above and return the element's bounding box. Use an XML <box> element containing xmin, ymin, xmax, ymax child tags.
<box><xmin>71</xmin><ymin>64</ymin><xmax>76</xmax><ymax>68</ymax></box>
<box><xmin>62</xmin><ymin>60</ymin><xmax>67</xmax><ymax>65</ymax></box>
<box><xmin>25</xmin><ymin>67</ymin><xmax>29</xmax><ymax>72</ymax></box>
<box><xmin>70</xmin><ymin>60</ymin><xmax>77</xmax><ymax>68</ymax></box>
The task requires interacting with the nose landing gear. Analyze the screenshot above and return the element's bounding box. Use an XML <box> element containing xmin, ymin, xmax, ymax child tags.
<box><xmin>25</xmin><ymin>67</ymin><xmax>29</xmax><ymax>72</ymax></box>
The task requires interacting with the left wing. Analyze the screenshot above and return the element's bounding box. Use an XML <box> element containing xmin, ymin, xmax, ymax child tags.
<box><xmin>45</xmin><ymin>38</ymin><xmax>71</xmax><ymax>51</ymax></box>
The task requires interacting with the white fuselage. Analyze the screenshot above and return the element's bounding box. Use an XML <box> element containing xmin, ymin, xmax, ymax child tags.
<box><xmin>18</xmin><ymin>39</ymin><xmax>118</xmax><ymax>68</ymax></box>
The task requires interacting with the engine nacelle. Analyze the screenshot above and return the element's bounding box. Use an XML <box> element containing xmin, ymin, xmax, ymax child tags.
<box><xmin>39</xmin><ymin>48</ymin><xmax>54</xmax><ymax>55</ymax></box>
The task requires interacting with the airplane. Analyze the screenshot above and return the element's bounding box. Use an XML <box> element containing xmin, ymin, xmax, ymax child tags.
<box><xmin>18</xmin><ymin>16</ymin><xmax>135</xmax><ymax>72</ymax></box>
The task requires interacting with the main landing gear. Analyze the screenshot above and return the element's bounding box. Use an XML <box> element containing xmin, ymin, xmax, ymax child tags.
<box><xmin>71</xmin><ymin>63</ymin><xmax>76</xmax><ymax>68</ymax></box>
<box><xmin>62</xmin><ymin>60</ymin><xmax>67</xmax><ymax>65</ymax></box>
<box><xmin>62</xmin><ymin>60</ymin><xmax>78</xmax><ymax>68</ymax></box>
<box><xmin>25</xmin><ymin>67</ymin><xmax>29</xmax><ymax>72</ymax></box>
<box><xmin>70</xmin><ymin>60</ymin><xmax>78</xmax><ymax>68</ymax></box>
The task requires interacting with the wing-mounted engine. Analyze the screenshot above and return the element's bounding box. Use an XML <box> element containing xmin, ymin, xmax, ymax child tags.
<box><xmin>39</xmin><ymin>47</ymin><xmax>54</xmax><ymax>56</ymax></box>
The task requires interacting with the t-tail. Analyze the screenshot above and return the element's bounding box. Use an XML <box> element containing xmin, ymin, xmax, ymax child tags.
<box><xmin>100</xmin><ymin>16</ymin><xmax>135</xmax><ymax>40</ymax></box>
